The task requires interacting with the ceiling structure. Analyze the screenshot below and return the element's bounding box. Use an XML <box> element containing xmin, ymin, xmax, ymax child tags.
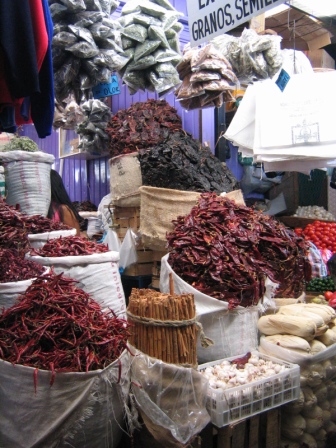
<box><xmin>265</xmin><ymin>1</ymin><xmax>336</xmax><ymax>60</ymax></box>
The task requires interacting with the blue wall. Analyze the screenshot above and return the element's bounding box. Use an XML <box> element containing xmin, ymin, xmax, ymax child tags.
<box><xmin>22</xmin><ymin>0</ymin><xmax>216</xmax><ymax>206</ymax></box>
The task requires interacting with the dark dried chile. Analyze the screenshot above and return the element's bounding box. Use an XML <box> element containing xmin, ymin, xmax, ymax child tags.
<box><xmin>139</xmin><ymin>129</ymin><xmax>239</xmax><ymax>193</ymax></box>
<box><xmin>167</xmin><ymin>192</ymin><xmax>311</xmax><ymax>306</ymax></box>
<box><xmin>0</xmin><ymin>248</ymin><xmax>45</xmax><ymax>283</ymax></box>
<box><xmin>0</xmin><ymin>270</ymin><xmax>131</xmax><ymax>377</ymax></box>
<box><xmin>0</xmin><ymin>197</ymin><xmax>72</xmax><ymax>255</ymax></box>
<box><xmin>106</xmin><ymin>99</ymin><xmax>182</xmax><ymax>157</ymax></box>
<box><xmin>30</xmin><ymin>235</ymin><xmax>109</xmax><ymax>257</ymax></box>
<box><xmin>231</xmin><ymin>352</ymin><xmax>251</xmax><ymax>369</ymax></box>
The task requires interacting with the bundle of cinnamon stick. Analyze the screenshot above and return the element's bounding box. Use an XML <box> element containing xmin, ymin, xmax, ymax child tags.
<box><xmin>127</xmin><ymin>288</ymin><xmax>197</xmax><ymax>367</ymax></box>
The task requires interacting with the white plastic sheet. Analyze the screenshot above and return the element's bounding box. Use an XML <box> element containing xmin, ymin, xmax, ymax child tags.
<box><xmin>0</xmin><ymin>349</ymin><xmax>130</xmax><ymax>448</ymax></box>
<box><xmin>130</xmin><ymin>346</ymin><xmax>210</xmax><ymax>445</ymax></box>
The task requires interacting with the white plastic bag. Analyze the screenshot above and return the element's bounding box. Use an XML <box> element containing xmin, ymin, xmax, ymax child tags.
<box><xmin>130</xmin><ymin>346</ymin><xmax>210</xmax><ymax>445</ymax></box>
<box><xmin>119</xmin><ymin>228</ymin><xmax>138</xmax><ymax>270</ymax></box>
<box><xmin>26</xmin><ymin>251</ymin><xmax>126</xmax><ymax>318</ymax></box>
<box><xmin>0</xmin><ymin>349</ymin><xmax>130</xmax><ymax>448</ymax></box>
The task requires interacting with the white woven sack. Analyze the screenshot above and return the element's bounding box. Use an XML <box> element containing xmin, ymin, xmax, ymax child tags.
<box><xmin>109</xmin><ymin>152</ymin><xmax>142</xmax><ymax>207</ymax></box>
<box><xmin>0</xmin><ymin>150</ymin><xmax>54</xmax><ymax>216</ymax></box>
<box><xmin>28</xmin><ymin>228</ymin><xmax>77</xmax><ymax>249</ymax></box>
<box><xmin>0</xmin><ymin>349</ymin><xmax>130</xmax><ymax>448</ymax></box>
<box><xmin>0</xmin><ymin>278</ymin><xmax>35</xmax><ymax>311</ymax></box>
<box><xmin>0</xmin><ymin>268</ymin><xmax>49</xmax><ymax>311</ymax></box>
<box><xmin>160</xmin><ymin>254</ymin><xmax>260</xmax><ymax>363</ymax></box>
<box><xmin>26</xmin><ymin>251</ymin><xmax>126</xmax><ymax>318</ymax></box>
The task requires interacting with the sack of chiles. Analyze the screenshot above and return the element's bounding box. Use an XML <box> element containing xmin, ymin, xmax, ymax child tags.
<box><xmin>127</xmin><ymin>278</ymin><xmax>212</xmax><ymax>368</ymax></box>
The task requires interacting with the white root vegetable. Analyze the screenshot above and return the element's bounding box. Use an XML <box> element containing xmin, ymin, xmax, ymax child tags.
<box><xmin>299</xmin><ymin>433</ymin><xmax>317</xmax><ymax>447</ymax></box>
<box><xmin>280</xmin><ymin>438</ymin><xmax>300</xmax><ymax>448</ymax></box>
<box><xmin>330</xmin><ymin>397</ymin><xmax>336</xmax><ymax>422</ymax></box>
<box><xmin>322</xmin><ymin>409</ymin><xmax>331</xmax><ymax>424</ymax></box>
<box><xmin>316</xmin><ymin>329</ymin><xmax>336</xmax><ymax>346</ymax></box>
<box><xmin>302</xmin><ymin>405</ymin><xmax>323</xmax><ymax>420</ymax></box>
<box><xmin>315</xmin><ymin>428</ymin><xmax>327</xmax><ymax>443</ymax></box>
<box><xmin>320</xmin><ymin>400</ymin><xmax>331</xmax><ymax>411</ymax></box>
<box><xmin>281</xmin><ymin>413</ymin><xmax>306</xmax><ymax>441</ymax></box>
<box><xmin>282</xmin><ymin>389</ymin><xmax>305</xmax><ymax>415</ymax></box>
<box><xmin>258</xmin><ymin>314</ymin><xmax>317</xmax><ymax>339</ymax></box>
<box><xmin>314</xmin><ymin>385</ymin><xmax>328</xmax><ymax>404</ymax></box>
<box><xmin>302</xmin><ymin>387</ymin><xmax>318</xmax><ymax>410</ymax></box>
<box><xmin>309</xmin><ymin>339</ymin><xmax>327</xmax><ymax>355</ymax></box>
<box><xmin>301</xmin><ymin>368</ymin><xmax>323</xmax><ymax>388</ymax></box>
<box><xmin>323</xmin><ymin>420</ymin><xmax>336</xmax><ymax>433</ymax></box>
<box><xmin>305</xmin><ymin>417</ymin><xmax>323</xmax><ymax>435</ymax></box>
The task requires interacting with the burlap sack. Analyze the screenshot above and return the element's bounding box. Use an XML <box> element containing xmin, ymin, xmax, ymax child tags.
<box><xmin>139</xmin><ymin>186</ymin><xmax>245</xmax><ymax>251</ymax></box>
<box><xmin>109</xmin><ymin>153</ymin><xmax>142</xmax><ymax>207</ymax></box>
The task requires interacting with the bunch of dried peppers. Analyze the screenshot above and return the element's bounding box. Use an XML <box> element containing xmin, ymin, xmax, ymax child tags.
<box><xmin>0</xmin><ymin>248</ymin><xmax>45</xmax><ymax>283</ymax></box>
<box><xmin>0</xmin><ymin>197</ymin><xmax>72</xmax><ymax>254</ymax></box>
<box><xmin>106</xmin><ymin>99</ymin><xmax>182</xmax><ymax>157</ymax></box>
<box><xmin>30</xmin><ymin>236</ymin><xmax>109</xmax><ymax>257</ymax></box>
<box><xmin>167</xmin><ymin>193</ymin><xmax>312</xmax><ymax>308</ymax></box>
<box><xmin>0</xmin><ymin>271</ymin><xmax>131</xmax><ymax>385</ymax></box>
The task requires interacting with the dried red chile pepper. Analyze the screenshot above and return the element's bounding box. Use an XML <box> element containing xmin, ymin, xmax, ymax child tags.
<box><xmin>0</xmin><ymin>197</ymin><xmax>72</xmax><ymax>254</ymax></box>
<box><xmin>30</xmin><ymin>235</ymin><xmax>109</xmax><ymax>257</ymax></box>
<box><xmin>106</xmin><ymin>99</ymin><xmax>182</xmax><ymax>157</ymax></box>
<box><xmin>0</xmin><ymin>248</ymin><xmax>45</xmax><ymax>283</ymax></box>
<box><xmin>0</xmin><ymin>271</ymin><xmax>131</xmax><ymax>376</ymax></box>
<box><xmin>167</xmin><ymin>193</ymin><xmax>311</xmax><ymax>307</ymax></box>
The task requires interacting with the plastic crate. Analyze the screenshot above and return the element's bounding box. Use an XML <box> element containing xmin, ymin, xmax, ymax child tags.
<box><xmin>198</xmin><ymin>352</ymin><xmax>300</xmax><ymax>428</ymax></box>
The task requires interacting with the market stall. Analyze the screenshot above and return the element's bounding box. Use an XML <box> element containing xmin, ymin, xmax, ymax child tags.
<box><xmin>1</xmin><ymin>0</ymin><xmax>336</xmax><ymax>447</ymax></box>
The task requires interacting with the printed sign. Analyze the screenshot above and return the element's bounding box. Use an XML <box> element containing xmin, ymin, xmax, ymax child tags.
<box><xmin>186</xmin><ymin>0</ymin><xmax>286</xmax><ymax>47</ymax></box>
<box><xmin>92</xmin><ymin>75</ymin><xmax>120</xmax><ymax>99</ymax></box>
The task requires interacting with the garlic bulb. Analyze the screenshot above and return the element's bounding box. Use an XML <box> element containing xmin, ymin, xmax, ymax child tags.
<box><xmin>293</xmin><ymin>205</ymin><xmax>336</xmax><ymax>221</ymax></box>
<box><xmin>200</xmin><ymin>353</ymin><xmax>287</xmax><ymax>390</ymax></box>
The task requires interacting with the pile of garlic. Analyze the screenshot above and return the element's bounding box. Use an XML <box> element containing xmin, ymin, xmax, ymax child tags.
<box><xmin>293</xmin><ymin>205</ymin><xmax>335</xmax><ymax>221</ymax></box>
<box><xmin>200</xmin><ymin>353</ymin><xmax>287</xmax><ymax>391</ymax></box>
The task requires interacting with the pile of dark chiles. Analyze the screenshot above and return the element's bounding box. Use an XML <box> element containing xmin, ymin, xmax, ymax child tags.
<box><xmin>139</xmin><ymin>129</ymin><xmax>239</xmax><ymax>193</ymax></box>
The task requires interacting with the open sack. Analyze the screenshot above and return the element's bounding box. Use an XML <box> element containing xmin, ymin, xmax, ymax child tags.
<box><xmin>160</xmin><ymin>254</ymin><xmax>262</xmax><ymax>363</ymax></box>
<box><xmin>0</xmin><ymin>150</ymin><xmax>54</xmax><ymax>216</ymax></box>
<box><xmin>129</xmin><ymin>346</ymin><xmax>210</xmax><ymax>446</ymax></box>
<box><xmin>26</xmin><ymin>251</ymin><xmax>126</xmax><ymax>318</ymax></box>
<box><xmin>0</xmin><ymin>349</ymin><xmax>131</xmax><ymax>448</ymax></box>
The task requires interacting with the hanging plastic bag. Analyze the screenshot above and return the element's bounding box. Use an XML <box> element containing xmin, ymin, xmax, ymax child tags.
<box><xmin>119</xmin><ymin>228</ymin><xmax>138</xmax><ymax>270</ymax></box>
